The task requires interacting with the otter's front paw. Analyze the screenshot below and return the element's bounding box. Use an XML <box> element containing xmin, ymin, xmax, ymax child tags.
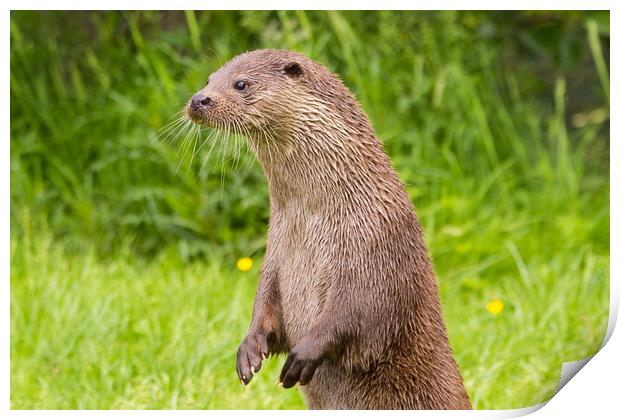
<box><xmin>236</xmin><ymin>330</ymin><xmax>269</xmax><ymax>385</ymax></box>
<box><xmin>278</xmin><ymin>341</ymin><xmax>323</xmax><ymax>388</ymax></box>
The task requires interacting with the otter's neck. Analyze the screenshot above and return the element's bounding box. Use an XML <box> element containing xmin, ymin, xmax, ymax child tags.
<box><xmin>252</xmin><ymin>123</ymin><xmax>408</xmax><ymax>213</ymax></box>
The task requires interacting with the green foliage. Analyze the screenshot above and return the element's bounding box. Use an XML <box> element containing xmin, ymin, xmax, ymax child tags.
<box><xmin>10</xmin><ymin>11</ymin><xmax>610</xmax><ymax>410</ymax></box>
<box><xmin>10</xmin><ymin>11</ymin><xmax>609</xmax><ymax>256</ymax></box>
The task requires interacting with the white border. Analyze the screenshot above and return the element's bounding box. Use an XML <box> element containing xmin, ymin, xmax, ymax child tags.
<box><xmin>3</xmin><ymin>2</ymin><xmax>616</xmax><ymax>419</ymax></box>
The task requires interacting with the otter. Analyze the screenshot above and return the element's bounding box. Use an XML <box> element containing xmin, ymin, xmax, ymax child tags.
<box><xmin>186</xmin><ymin>49</ymin><xmax>471</xmax><ymax>410</ymax></box>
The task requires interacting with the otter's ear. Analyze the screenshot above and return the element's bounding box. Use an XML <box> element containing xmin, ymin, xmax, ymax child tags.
<box><xmin>282</xmin><ymin>61</ymin><xmax>303</xmax><ymax>78</ymax></box>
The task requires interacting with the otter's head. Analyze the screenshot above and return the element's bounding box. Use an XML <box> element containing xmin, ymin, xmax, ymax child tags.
<box><xmin>186</xmin><ymin>49</ymin><xmax>309</xmax><ymax>139</ymax></box>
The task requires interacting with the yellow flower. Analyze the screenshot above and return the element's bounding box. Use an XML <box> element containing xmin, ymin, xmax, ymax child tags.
<box><xmin>236</xmin><ymin>257</ymin><xmax>253</xmax><ymax>272</ymax></box>
<box><xmin>486</xmin><ymin>299</ymin><xmax>504</xmax><ymax>315</ymax></box>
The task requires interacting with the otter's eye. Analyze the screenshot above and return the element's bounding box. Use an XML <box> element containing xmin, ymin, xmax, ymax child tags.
<box><xmin>234</xmin><ymin>80</ymin><xmax>247</xmax><ymax>91</ymax></box>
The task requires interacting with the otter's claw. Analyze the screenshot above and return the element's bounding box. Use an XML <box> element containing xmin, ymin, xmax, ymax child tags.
<box><xmin>279</xmin><ymin>341</ymin><xmax>323</xmax><ymax>388</ymax></box>
<box><xmin>236</xmin><ymin>329</ymin><xmax>270</xmax><ymax>385</ymax></box>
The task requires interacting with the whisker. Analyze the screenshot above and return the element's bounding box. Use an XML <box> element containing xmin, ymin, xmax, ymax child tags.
<box><xmin>219</xmin><ymin>122</ymin><xmax>231</xmax><ymax>204</ymax></box>
<box><xmin>197</xmin><ymin>128</ymin><xmax>221</xmax><ymax>180</ymax></box>
<box><xmin>231</xmin><ymin>120</ymin><xmax>243</xmax><ymax>171</ymax></box>
<box><xmin>175</xmin><ymin>123</ymin><xmax>198</xmax><ymax>174</ymax></box>
<box><xmin>240</xmin><ymin>125</ymin><xmax>254</xmax><ymax>169</ymax></box>
<box><xmin>171</xmin><ymin>119</ymin><xmax>194</xmax><ymax>146</ymax></box>
<box><xmin>155</xmin><ymin>110</ymin><xmax>185</xmax><ymax>134</ymax></box>
<box><xmin>156</xmin><ymin>117</ymin><xmax>189</xmax><ymax>144</ymax></box>
<box><xmin>187</xmin><ymin>122</ymin><xmax>201</xmax><ymax>172</ymax></box>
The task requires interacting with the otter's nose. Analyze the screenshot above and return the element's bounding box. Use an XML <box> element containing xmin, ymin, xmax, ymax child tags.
<box><xmin>190</xmin><ymin>94</ymin><xmax>213</xmax><ymax>110</ymax></box>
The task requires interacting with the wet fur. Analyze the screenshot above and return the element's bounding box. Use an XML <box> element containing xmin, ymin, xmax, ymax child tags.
<box><xmin>187</xmin><ymin>49</ymin><xmax>471</xmax><ymax>409</ymax></box>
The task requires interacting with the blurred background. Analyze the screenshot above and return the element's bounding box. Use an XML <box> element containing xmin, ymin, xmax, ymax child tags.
<box><xmin>10</xmin><ymin>11</ymin><xmax>609</xmax><ymax>409</ymax></box>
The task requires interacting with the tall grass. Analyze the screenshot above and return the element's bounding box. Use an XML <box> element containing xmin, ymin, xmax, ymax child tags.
<box><xmin>10</xmin><ymin>11</ymin><xmax>610</xmax><ymax>409</ymax></box>
<box><xmin>10</xmin><ymin>11</ymin><xmax>609</xmax><ymax>256</ymax></box>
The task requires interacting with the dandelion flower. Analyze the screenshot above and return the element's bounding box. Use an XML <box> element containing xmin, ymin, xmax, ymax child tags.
<box><xmin>486</xmin><ymin>299</ymin><xmax>504</xmax><ymax>315</ymax></box>
<box><xmin>237</xmin><ymin>257</ymin><xmax>253</xmax><ymax>272</ymax></box>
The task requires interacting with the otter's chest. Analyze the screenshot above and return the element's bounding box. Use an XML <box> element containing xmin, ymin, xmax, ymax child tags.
<box><xmin>273</xmin><ymin>209</ymin><xmax>336</xmax><ymax>346</ymax></box>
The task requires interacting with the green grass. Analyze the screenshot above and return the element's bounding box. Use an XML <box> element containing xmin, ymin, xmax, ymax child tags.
<box><xmin>10</xmin><ymin>227</ymin><xmax>305</xmax><ymax>409</ymax></box>
<box><xmin>10</xmin><ymin>216</ymin><xmax>608</xmax><ymax>409</ymax></box>
<box><xmin>10</xmin><ymin>11</ymin><xmax>610</xmax><ymax>409</ymax></box>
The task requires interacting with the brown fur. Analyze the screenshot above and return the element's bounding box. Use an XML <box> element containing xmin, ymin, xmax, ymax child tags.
<box><xmin>186</xmin><ymin>49</ymin><xmax>471</xmax><ymax>410</ymax></box>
